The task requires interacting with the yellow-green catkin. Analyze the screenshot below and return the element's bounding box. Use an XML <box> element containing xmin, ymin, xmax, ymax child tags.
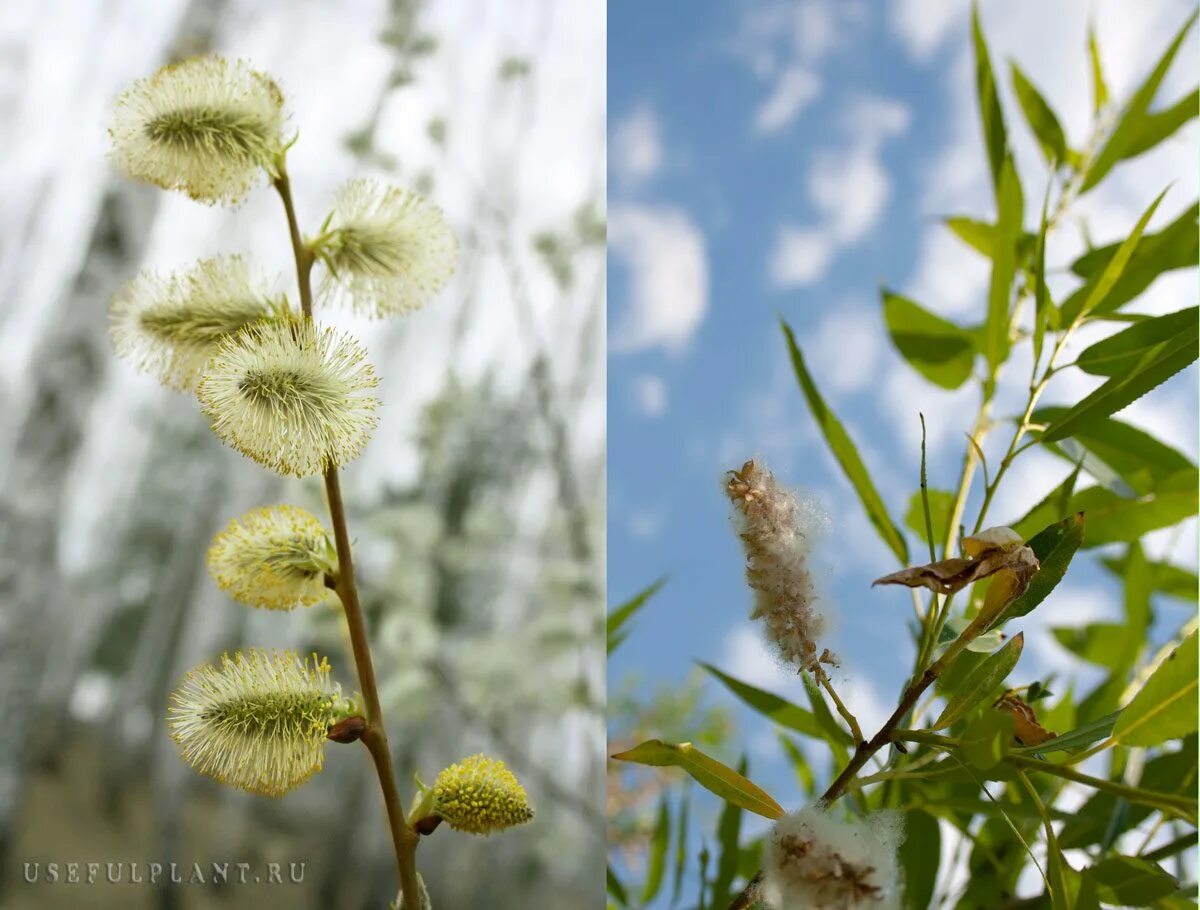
<box><xmin>109</xmin><ymin>255</ymin><xmax>284</xmax><ymax>391</ymax></box>
<box><xmin>109</xmin><ymin>56</ymin><xmax>287</xmax><ymax>205</ymax></box>
<box><xmin>431</xmin><ymin>754</ymin><xmax>534</xmax><ymax>835</ymax></box>
<box><xmin>314</xmin><ymin>179</ymin><xmax>458</xmax><ymax>318</ymax></box>
<box><xmin>168</xmin><ymin>650</ymin><xmax>356</xmax><ymax>798</ymax></box>
<box><xmin>207</xmin><ymin>505</ymin><xmax>334</xmax><ymax>610</ymax></box>
<box><xmin>196</xmin><ymin>317</ymin><xmax>379</xmax><ymax>478</ymax></box>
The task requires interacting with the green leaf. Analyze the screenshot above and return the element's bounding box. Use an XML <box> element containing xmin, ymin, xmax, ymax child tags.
<box><xmin>778</xmin><ymin>735</ymin><xmax>815</xmax><ymax>796</ymax></box>
<box><xmin>943</xmin><ymin>216</ymin><xmax>1036</xmax><ymax>262</ymax></box>
<box><xmin>882</xmin><ymin>290</ymin><xmax>977</xmax><ymax>389</ymax></box>
<box><xmin>906</xmin><ymin>488</ymin><xmax>954</xmax><ymax>547</ymax></box>
<box><xmin>641</xmin><ymin>796</ymin><xmax>670</xmax><ymax>903</ymax></box>
<box><xmin>800</xmin><ymin>672</ymin><xmax>854</xmax><ymax>758</ymax></box>
<box><xmin>607</xmin><ymin>578</ymin><xmax>666</xmax><ymax>654</ymax></box>
<box><xmin>1010</xmin><ymin>62</ymin><xmax>1067</xmax><ymax>167</ymax></box>
<box><xmin>1010</xmin><ymin>711</ymin><xmax>1120</xmax><ymax>756</ymax></box>
<box><xmin>1122</xmin><ymin>88</ymin><xmax>1198</xmax><ymax>160</ymax></box>
<box><xmin>1039</xmin><ymin>321</ymin><xmax>1198</xmax><ymax>442</ymax></box>
<box><xmin>1011</xmin><ymin>463</ymin><xmax>1082</xmax><ymax>540</ymax></box>
<box><xmin>1076</xmin><ymin>306</ymin><xmax>1198</xmax><ymax>376</ymax></box>
<box><xmin>782</xmin><ymin>321</ymin><xmax>909</xmax><ymax>563</ymax></box>
<box><xmin>610</xmin><ymin>740</ymin><xmax>785</xmax><ymax>819</ymax></box>
<box><xmin>1087</xmin><ymin>25</ymin><xmax>1109</xmax><ymax>114</ymax></box>
<box><xmin>961</xmin><ymin>710</ymin><xmax>1014</xmax><ymax>770</ymax></box>
<box><xmin>672</xmin><ymin>789</ymin><xmax>690</xmax><ymax>905</ymax></box>
<box><xmin>1101</xmin><ymin>553</ymin><xmax>1198</xmax><ymax>602</ymax></box>
<box><xmin>1032</xmin><ymin>182</ymin><xmax>1054</xmax><ymax>365</ymax></box>
<box><xmin>699</xmin><ymin>662</ymin><xmax>830</xmax><ymax>741</ymax></box>
<box><xmin>972</xmin><ymin>4</ymin><xmax>1008</xmax><ymax>194</ymax></box>
<box><xmin>899</xmin><ymin>809</ymin><xmax>940</xmax><ymax>910</ymax></box>
<box><xmin>994</xmin><ymin>513</ymin><xmax>1084</xmax><ymax>626</ymax></box>
<box><xmin>1059</xmin><ymin>188</ymin><xmax>1168</xmax><ymax>325</ymax></box>
<box><xmin>1035</xmin><ymin>409</ymin><xmax>1196</xmax><ymax>496</ymax></box>
<box><xmin>710</xmin><ymin>759</ymin><xmax>746</xmax><ymax>907</ymax></box>
<box><xmin>1051</xmin><ymin>623</ymin><xmax>1130</xmax><ymax>669</ymax></box>
<box><xmin>933</xmin><ymin>633</ymin><xmax>1024</xmax><ymax>730</ymax></box>
<box><xmin>1086</xmin><ymin>855</ymin><xmax>1179</xmax><ymax>905</ymax></box>
<box><xmin>985</xmin><ymin>156</ymin><xmax>1023</xmax><ymax>373</ymax></box>
<box><xmin>1082</xmin><ymin>11</ymin><xmax>1199</xmax><ymax>192</ymax></box>
<box><xmin>1068</xmin><ymin>472</ymin><xmax>1197</xmax><ymax>549</ymax></box>
<box><xmin>1114</xmin><ymin>629</ymin><xmax>1199</xmax><ymax>747</ymax></box>
<box><xmin>607</xmin><ymin>865</ymin><xmax>630</xmax><ymax>906</ymax></box>
<box><xmin>1067</xmin><ymin>202</ymin><xmax>1198</xmax><ymax>317</ymax></box>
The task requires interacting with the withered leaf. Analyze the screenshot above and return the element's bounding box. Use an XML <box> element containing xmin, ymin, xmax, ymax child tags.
<box><xmin>873</xmin><ymin>526</ymin><xmax>1039</xmax><ymax>600</ymax></box>
<box><xmin>995</xmin><ymin>693</ymin><xmax>1057</xmax><ymax>747</ymax></box>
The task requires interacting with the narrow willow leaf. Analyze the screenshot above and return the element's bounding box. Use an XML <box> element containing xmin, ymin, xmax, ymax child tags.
<box><xmin>610</xmin><ymin>740</ymin><xmax>785</xmax><ymax>819</ymax></box>
<box><xmin>900</xmin><ymin>809</ymin><xmax>940</xmax><ymax>910</ymax></box>
<box><xmin>933</xmin><ymin>633</ymin><xmax>1024</xmax><ymax>730</ymax></box>
<box><xmin>1087</xmin><ymin>25</ymin><xmax>1109</xmax><ymax>115</ymax></box>
<box><xmin>1067</xmin><ymin>202</ymin><xmax>1198</xmax><ymax>317</ymax></box>
<box><xmin>607</xmin><ymin>865</ymin><xmax>629</xmax><ymax>906</ymax></box>
<box><xmin>985</xmin><ymin>157</ymin><xmax>1022</xmax><ymax>373</ymax></box>
<box><xmin>993</xmin><ymin>513</ymin><xmax>1084</xmax><ymax>628</ymax></box>
<box><xmin>1068</xmin><ymin>472</ymin><xmax>1197</xmax><ymax>549</ymax></box>
<box><xmin>960</xmin><ymin>710</ymin><xmax>1014</xmax><ymax>770</ymax></box>
<box><xmin>1035</xmin><ymin>408</ymin><xmax>1196</xmax><ymax>496</ymax></box>
<box><xmin>1076</xmin><ymin>306</ymin><xmax>1198</xmax><ymax>376</ymax></box>
<box><xmin>972</xmin><ymin>3</ymin><xmax>1008</xmax><ymax>194</ymax></box>
<box><xmin>1101</xmin><ymin>553</ymin><xmax>1198</xmax><ymax>602</ymax></box>
<box><xmin>1114</xmin><ymin>630</ymin><xmax>1199</xmax><ymax>747</ymax></box>
<box><xmin>1059</xmin><ymin>188</ymin><xmax>1168</xmax><ymax>325</ymax></box>
<box><xmin>1086</xmin><ymin>856</ymin><xmax>1179</xmax><ymax>905</ymax></box>
<box><xmin>919</xmin><ymin>414</ymin><xmax>937</xmax><ymax>561</ymax></box>
<box><xmin>1011</xmin><ymin>62</ymin><xmax>1067</xmax><ymax>166</ymax></box>
<box><xmin>1040</xmin><ymin>321</ymin><xmax>1198</xmax><ymax>442</ymax></box>
<box><xmin>607</xmin><ymin>577</ymin><xmax>666</xmax><ymax>654</ymax></box>
<box><xmin>1032</xmin><ymin>181</ymin><xmax>1053</xmax><ymax>365</ymax></box>
<box><xmin>672</xmin><ymin>789</ymin><xmax>690</xmax><ymax>905</ymax></box>
<box><xmin>782</xmin><ymin>320</ymin><xmax>909</xmax><ymax>563</ymax></box>
<box><xmin>699</xmin><ymin>662</ymin><xmax>827</xmax><ymax>740</ymax></box>
<box><xmin>882</xmin><ymin>290</ymin><xmax>977</xmax><ymax>389</ymax></box>
<box><xmin>711</xmin><ymin>759</ymin><xmax>746</xmax><ymax>907</ymax></box>
<box><xmin>1051</xmin><ymin>623</ymin><xmax>1130</xmax><ymax>669</ymax></box>
<box><xmin>778</xmin><ymin>735</ymin><xmax>815</xmax><ymax>796</ymax></box>
<box><xmin>1082</xmin><ymin>11</ymin><xmax>1199</xmax><ymax>192</ymax></box>
<box><xmin>1122</xmin><ymin>88</ymin><xmax>1199</xmax><ymax>160</ymax></box>
<box><xmin>1010</xmin><ymin>711</ymin><xmax>1121</xmax><ymax>756</ymax></box>
<box><xmin>641</xmin><ymin>796</ymin><xmax>670</xmax><ymax>903</ymax></box>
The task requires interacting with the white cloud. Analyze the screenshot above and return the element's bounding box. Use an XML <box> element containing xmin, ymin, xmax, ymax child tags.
<box><xmin>613</xmin><ymin>104</ymin><xmax>663</xmax><ymax>186</ymax></box>
<box><xmin>755</xmin><ymin>66</ymin><xmax>821</xmax><ymax>134</ymax></box>
<box><xmin>609</xmin><ymin>204</ymin><xmax>708</xmax><ymax>355</ymax></box>
<box><xmin>770</xmin><ymin>226</ymin><xmax>835</xmax><ymax>288</ymax></box>
<box><xmin>770</xmin><ymin>96</ymin><xmax>911</xmax><ymax>288</ymax></box>
<box><xmin>632</xmin><ymin>373</ymin><xmax>667</xmax><ymax>418</ymax></box>
<box><xmin>891</xmin><ymin>0</ymin><xmax>966</xmax><ymax>61</ymax></box>
<box><xmin>723</xmin><ymin>623</ymin><xmax>804</xmax><ymax>695</ymax></box>
<box><xmin>806</xmin><ymin>304</ymin><xmax>884</xmax><ymax>395</ymax></box>
<box><xmin>628</xmin><ymin>508</ymin><xmax>665</xmax><ymax>541</ymax></box>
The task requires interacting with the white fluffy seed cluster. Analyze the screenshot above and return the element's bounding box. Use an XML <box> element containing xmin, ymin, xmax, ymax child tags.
<box><xmin>167</xmin><ymin>650</ymin><xmax>355</xmax><ymax>798</ymax></box>
<box><xmin>763</xmin><ymin>806</ymin><xmax>903</xmax><ymax>910</ymax></box>
<box><xmin>315</xmin><ymin>179</ymin><xmax>458</xmax><ymax>318</ymax></box>
<box><xmin>197</xmin><ymin>318</ymin><xmax>379</xmax><ymax>478</ymax></box>
<box><xmin>725</xmin><ymin>459</ymin><xmax>830</xmax><ymax>671</ymax></box>
<box><xmin>109</xmin><ymin>256</ymin><xmax>282</xmax><ymax>391</ymax></box>
<box><xmin>109</xmin><ymin>56</ymin><xmax>287</xmax><ymax>204</ymax></box>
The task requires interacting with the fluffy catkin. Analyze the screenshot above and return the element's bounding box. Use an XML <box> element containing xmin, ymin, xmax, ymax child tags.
<box><xmin>763</xmin><ymin>806</ymin><xmax>903</xmax><ymax>910</ymax></box>
<box><xmin>725</xmin><ymin>459</ymin><xmax>830</xmax><ymax>671</ymax></box>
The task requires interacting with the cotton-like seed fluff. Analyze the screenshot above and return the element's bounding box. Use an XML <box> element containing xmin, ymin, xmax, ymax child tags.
<box><xmin>109</xmin><ymin>56</ymin><xmax>287</xmax><ymax>204</ymax></box>
<box><xmin>763</xmin><ymin>806</ymin><xmax>903</xmax><ymax>910</ymax></box>
<box><xmin>725</xmin><ymin>459</ymin><xmax>831</xmax><ymax>671</ymax></box>
<box><xmin>207</xmin><ymin>505</ymin><xmax>334</xmax><ymax>610</ymax></box>
<box><xmin>315</xmin><ymin>179</ymin><xmax>458</xmax><ymax>318</ymax></box>
<box><xmin>168</xmin><ymin>650</ymin><xmax>356</xmax><ymax>798</ymax></box>
<box><xmin>109</xmin><ymin>255</ymin><xmax>284</xmax><ymax>391</ymax></box>
<box><xmin>197</xmin><ymin>318</ymin><xmax>379</xmax><ymax>478</ymax></box>
<box><xmin>432</xmin><ymin>754</ymin><xmax>534</xmax><ymax>835</ymax></box>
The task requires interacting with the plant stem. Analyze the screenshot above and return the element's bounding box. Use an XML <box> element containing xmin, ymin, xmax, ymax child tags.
<box><xmin>1006</xmin><ymin>754</ymin><xmax>1197</xmax><ymax>822</ymax></box>
<box><xmin>816</xmin><ymin>669</ymin><xmax>864</xmax><ymax>744</ymax></box>
<box><xmin>273</xmin><ymin>165</ymin><xmax>419</xmax><ymax>908</ymax></box>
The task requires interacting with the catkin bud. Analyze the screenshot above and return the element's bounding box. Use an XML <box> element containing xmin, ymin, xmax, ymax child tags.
<box><xmin>725</xmin><ymin>459</ymin><xmax>832</xmax><ymax>671</ymax></box>
<box><xmin>431</xmin><ymin>754</ymin><xmax>534</xmax><ymax>835</ymax></box>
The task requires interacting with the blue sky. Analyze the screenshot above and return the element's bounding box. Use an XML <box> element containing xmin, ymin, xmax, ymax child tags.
<box><xmin>607</xmin><ymin>0</ymin><xmax>1198</xmax><ymax>899</ymax></box>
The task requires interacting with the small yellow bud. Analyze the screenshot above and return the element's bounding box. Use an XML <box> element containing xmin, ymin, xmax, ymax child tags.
<box><xmin>431</xmin><ymin>754</ymin><xmax>534</xmax><ymax>835</ymax></box>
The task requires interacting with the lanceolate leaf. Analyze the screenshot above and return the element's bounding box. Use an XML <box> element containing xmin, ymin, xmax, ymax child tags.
<box><xmin>934</xmin><ymin>634</ymin><xmax>1024</xmax><ymax>730</ymax></box>
<box><xmin>782</xmin><ymin>320</ymin><xmax>909</xmax><ymax>563</ymax></box>
<box><xmin>1087</xmin><ymin>25</ymin><xmax>1109</xmax><ymax>115</ymax></box>
<box><xmin>1066</xmin><ymin>202</ymin><xmax>1198</xmax><ymax>317</ymax></box>
<box><xmin>1113</xmin><ymin>629</ymin><xmax>1199</xmax><ymax>747</ymax></box>
<box><xmin>1058</xmin><ymin>188</ymin><xmax>1168</xmax><ymax>325</ymax></box>
<box><xmin>899</xmin><ymin>809</ymin><xmax>941</xmax><ymax>910</ymax></box>
<box><xmin>985</xmin><ymin>157</ymin><xmax>1023</xmax><ymax>373</ymax></box>
<box><xmin>1010</xmin><ymin>711</ymin><xmax>1121</xmax><ymax>756</ymax></box>
<box><xmin>994</xmin><ymin>513</ymin><xmax>1084</xmax><ymax>626</ymax></box>
<box><xmin>1032</xmin><ymin>182</ymin><xmax>1054</xmax><ymax>364</ymax></box>
<box><xmin>882</xmin><ymin>290</ymin><xmax>977</xmax><ymax>389</ymax></box>
<box><xmin>1085</xmin><ymin>856</ymin><xmax>1179</xmax><ymax>905</ymax></box>
<box><xmin>1068</xmin><ymin>472</ymin><xmax>1197</xmax><ymax>548</ymax></box>
<box><xmin>1121</xmin><ymin>88</ymin><xmax>1199</xmax><ymax>160</ymax></box>
<box><xmin>641</xmin><ymin>796</ymin><xmax>670</xmax><ymax>903</ymax></box>
<box><xmin>1081</xmin><ymin>10</ymin><xmax>1199</xmax><ymax>192</ymax></box>
<box><xmin>1010</xmin><ymin>62</ymin><xmax>1067</xmax><ymax>167</ymax></box>
<box><xmin>607</xmin><ymin>577</ymin><xmax>666</xmax><ymax>654</ymax></box>
<box><xmin>610</xmin><ymin>740</ymin><xmax>785</xmax><ymax>819</ymax></box>
<box><xmin>699</xmin><ymin>662</ymin><xmax>829</xmax><ymax>741</ymax></box>
<box><xmin>1076</xmin><ymin>306</ymin><xmax>1198</xmax><ymax>376</ymax></box>
<box><xmin>711</xmin><ymin>767</ymin><xmax>746</xmax><ymax>907</ymax></box>
<box><xmin>972</xmin><ymin>3</ymin><xmax>1009</xmax><ymax>194</ymax></box>
<box><xmin>1039</xmin><ymin>319</ymin><xmax>1198</xmax><ymax>442</ymax></box>
<box><xmin>1101</xmin><ymin>552</ymin><xmax>1198</xmax><ymax>602</ymax></box>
